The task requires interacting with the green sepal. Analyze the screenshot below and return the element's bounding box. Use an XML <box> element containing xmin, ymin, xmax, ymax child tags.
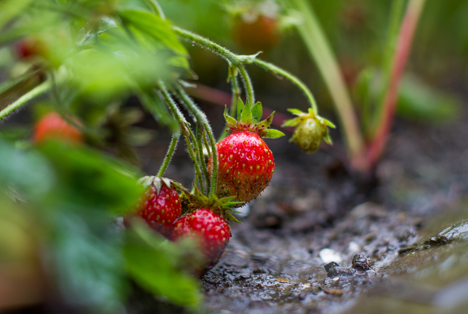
<box><xmin>262</xmin><ymin>129</ymin><xmax>285</xmax><ymax>139</ymax></box>
<box><xmin>322</xmin><ymin>118</ymin><xmax>336</xmax><ymax>128</ymax></box>
<box><xmin>287</xmin><ymin>108</ymin><xmax>305</xmax><ymax>115</ymax></box>
<box><xmin>251</xmin><ymin>101</ymin><xmax>263</xmax><ymax>122</ymax></box>
<box><xmin>323</xmin><ymin>133</ymin><xmax>333</xmax><ymax>145</ymax></box>
<box><xmin>237</xmin><ymin>97</ymin><xmax>245</xmax><ymax>119</ymax></box>
<box><xmin>240</xmin><ymin>100</ymin><xmax>253</xmax><ymax>124</ymax></box>
<box><xmin>224</xmin><ymin>106</ymin><xmax>237</xmax><ymax>127</ymax></box>
<box><xmin>256</xmin><ymin>111</ymin><xmax>274</xmax><ymax>129</ymax></box>
<box><xmin>282</xmin><ymin>117</ymin><xmax>301</xmax><ymax>127</ymax></box>
<box><xmin>224</xmin><ymin>212</ymin><xmax>241</xmax><ymax>224</ymax></box>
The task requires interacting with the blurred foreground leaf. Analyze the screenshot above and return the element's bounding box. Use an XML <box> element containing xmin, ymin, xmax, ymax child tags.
<box><xmin>124</xmin><ymin>220</ymin><xmax>202</xmax><ymax>309</ymax></box>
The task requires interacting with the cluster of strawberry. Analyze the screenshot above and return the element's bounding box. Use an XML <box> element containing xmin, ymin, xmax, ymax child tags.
<box><xmin>130</xmin><ymin>102</ymin><xmax>283</xmax><ymax>273</ymax></box>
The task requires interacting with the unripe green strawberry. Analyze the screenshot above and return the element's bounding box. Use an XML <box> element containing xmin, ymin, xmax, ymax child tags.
<box><xmin>208</xmin><ymin>131</ymin><xmax>275</xmax><ymax>204</ymax></box>
<box><xmin>171</xmin><ymin>208</ymin><xmax>231</xmax><ymax>268</ymax></box>
<box><xmin>133</xmin><ymin>177</ymin><xmax>182</xmax><ymax>237</ymax></box>
<box><xmin>283</xmin><ymin>109</ymin><xmax>335</xmax><ymax>154</ymax></box>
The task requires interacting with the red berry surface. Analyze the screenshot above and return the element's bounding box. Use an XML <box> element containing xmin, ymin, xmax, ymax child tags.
<box><xmin>15</xmin><ymin>38</ymin><xmax>47</xmax><ymax>60</ymax></box>
<box><xmin>208</xmin><ymin>131</ymin><xmax>275</xmax><ymax>204</ymax></box>
<box><xmin>171</xmin><ymin>209</ymin><xmax>231</xmax><ymax>267</ymax></box>
<box><xmin>33</xmin><ymin>112</ymin><xmax>83</xmax><ymax>144</ymax></box>
<box><xmin>137</xmin><ymin>184</ymin><xmax>182</xmax><ymax>237</ymax></box>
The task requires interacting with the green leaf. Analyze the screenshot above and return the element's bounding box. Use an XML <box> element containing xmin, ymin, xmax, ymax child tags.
<box><xmin>0</xmin><ymin>0</ymin><xmax>33</xmax><ymax>29</ymax></box>
<box><xmin>119</xmin><ymin>10</ymin><xmax>189</xmax><ymax>70</ymax></box>
<box><xmin>251</xmin><ymin>101</ymin><xmax>263</xmax><ymax>122</ymax></box>
<box><xmin>225</xmin><ymin>212</ymin><xmax>241</xmax><ymax>224</ymax></box>
<box><xmin>124</xmin><ymin>221</ymin><xmax>202</xmax><ymax>309</ymax></box>
<box><xmin>257</xmin><ymin>112</ymin><xmax>275</xmax><ymax>129</ymax></box>
<box><xmin>262</xmin><ymin>129</ymin><xmax>285</xmax><ymax>139</ymax></box>
<box><xmin>322</xmin><ymin>118</ymin><xmax>336</xmax><ymax>128</ymax></box>
<box><xmin>38</xmin><ymin>141</ymin><xmax>143</xmax><ymax>214</ymax></box>
<box><xmin>237</xmin><ymin>97</ymin><xmax>245</xmax><ymax>119</ymax></box>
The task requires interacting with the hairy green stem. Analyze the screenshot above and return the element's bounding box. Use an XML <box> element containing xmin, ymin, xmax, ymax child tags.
<box><xmin>218</xmin><ymin>74</ymin><xmax>241</xmax><ymax>141</ymax></box>
<box><xmin>0</xmin><ymin>80</ymin><xmax>50</xmax><ymax>122</ymax></box>
<box><xmin>187</xmin><ymin>126</ymin><xmax>205</xmax><ymax>194</ymax></box>
<box><xmin>157</xmin><ymin>81</ymin><xmax>205</xmax><ymax>193</ymax></box>
<box><xmin>156</xmin><ymin>133</ymin><xmax>179</xmax><ymax>177</ymax></box>
<box><xmin>175</xmin><ymin>86</ymin><xmax>218</xmax><ymax>196</ymax></box>
<box><xmin>173</xmin><ymin>26</ymin><xmax>254</xmax><ymax>107</ymax></box>
<box><xmin>291</xmin><ymin>0</ymin><xmax>365</xmax><ymax>165</ymax></box>
<box><xmin>196</xmin><ymin>122</ymin><xmax>210</xmax><ymax>192</ymax></box>
<box><xmin>253</xmin><ymin>58</ymin><xmax>318</xmax><ymax>113</ymax></box>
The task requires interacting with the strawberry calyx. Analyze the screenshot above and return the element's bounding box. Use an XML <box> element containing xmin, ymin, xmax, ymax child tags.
<box><xmin>138</xmin><ymin>176</ymin><xmax>186</xmax><ymax>195</ymax></box>
<box><xmin>282</xmin><ymin>108</ymin><xmax>336</xmax><ymax>153</ymax></box>
<box><xmin>223</xmin><ymin>98</ymin><xmax>284</xmax><ymax>139</ymax></box>
<box><xmin>181</xmin><ymin>187</ymin><xmax>242</xmax><ymax>223</ymax></box>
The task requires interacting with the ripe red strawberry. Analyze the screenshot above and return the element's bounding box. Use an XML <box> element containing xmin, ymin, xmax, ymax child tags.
<box><xmin>209</xmin><ymin>131</ymin><xmax>275</xmax><ymax>204</ymax></box>
<box><xmin>134</xmin><ymin>177</ymin><xmax>182</xmax><ymax>237</ymax></box>
<box><xmin>208</xmin><ymin>100</ymin><xmax>284</xmax><ymax>205</ymax></box>
<box><xmin>233</xmin><ymin>14</ymin><xmax>281</xmax><ymax>54</ymax></box>
<box><xmin>171</xmin><ymin>208</ymin><xmax>231</xmax><ymax>268</ymax></box>
<box><xmin>33</xmin><ymin>112</ymin><xmax>83</xmax><ymax>144</ymax></box>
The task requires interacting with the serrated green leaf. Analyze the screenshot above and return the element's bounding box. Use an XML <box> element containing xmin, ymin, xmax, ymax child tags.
<box><xmin>262</xmin><ymin>129</ymin><xmax>285</xmax><ymax>139</ymax></box>
<box><xmin>240</xmin><ymin>100</ymin><xmax>253</xmax><ymax>124</ymax></box>
<box><xmin>237</xmin><ymin>97</ymin><xmax>245</xmax><ymax>119</ymax></box>
<box><xmin>287</xmin><ymin>108</ymin><xmax>305</xmax><ymax>115</ymax></box>
<box><xmin>224</xmin><ymin>106</ymin><xmax>237</xmax><ymax>127</ymax></box>
<box><xmin>252</xmin><ymin>101</ymin><xmax>263</xmax><ymax>122</ymax></box>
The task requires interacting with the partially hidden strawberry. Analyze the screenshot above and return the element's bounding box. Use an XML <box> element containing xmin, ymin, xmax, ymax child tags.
<box><xmin>133</xmin><ymin>176</ymin><xmax>183</xmax><ymax>237</ymax></box>
<box><xmin>208</xmin><ymin>99</ymin><xmax>284</xmax><ymax>206</ymax></box>
<box><xmin>171</xmin><ymin>208</ymin><xmax>231</xmax><ymax>269</ymax></box>
<box><xmin>34</xmin><ymin>112</ymin><xmax>83</xmax><ymax>144</ymax></box>
<box><xmin>171</xmin><ymin>188</ymin><xmax>239</xmax><ymax>272</ymax></box>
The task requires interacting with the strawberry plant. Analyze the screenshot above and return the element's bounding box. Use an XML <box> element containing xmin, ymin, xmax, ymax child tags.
<box><xmin>0</xmin><ymin>0</ymin><xmax>330</xmax><ymax>312</ymax></box>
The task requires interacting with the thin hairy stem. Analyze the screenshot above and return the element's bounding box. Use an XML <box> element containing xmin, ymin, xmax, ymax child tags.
<box><xmin>156</xmin><ymin>133</ymin><xmax>179</xmax><ymax>177</ymax></box>
<box><xmin>253</xmin><ymin>58</ymin><xmax>318</xmax><ymax>113</ymax></box>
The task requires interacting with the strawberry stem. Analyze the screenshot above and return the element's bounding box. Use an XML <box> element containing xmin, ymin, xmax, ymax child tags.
<box><xmin>252</xmin><ymin>58</ymin><xmax>318</xmax><ymax>114</ymax></box>
<box><xmin>218</xmin><ymin>74</ymin><xmax>241</xmax><ymax>142</ymax></box>
<box><xmin>196</xmin><ymin>122</ymin><xmax>210</xmax><ymax>192</ymax></box>
<box><xmin>175</xmin><ymin>86</ymin><xmax>219</xmax><ymax>196</ymax></box>
<box><xmin>156</xmin><ymin>133</ymin><xmax>179</xmax><ymax>177</ymax></box>
<box><xmin>173</xmin><ymin>26</ymin><xmax>254</xmax><ymax>108</ymax></box>
<box><xmin>0</xmin><ymin>80</ymin><xmax>50</xmax><ymax>122</ymax></box>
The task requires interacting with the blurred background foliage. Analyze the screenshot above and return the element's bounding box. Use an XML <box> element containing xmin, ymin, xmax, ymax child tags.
<box><xmin>1</xmin><ymin>0</ymin><xmax>467</xmax><ymax>313</ymax></box>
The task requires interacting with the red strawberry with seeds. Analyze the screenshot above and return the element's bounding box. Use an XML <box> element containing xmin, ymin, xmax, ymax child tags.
<box><xmin>133</xmin><ymin>176</ymin><xmax>182</xmax><ymax>237</ymax></box>
<box><xmin>171</xmin><ymin>208</ymin><xmax>231</xmax><ymax>268</ymax></box>
<box><xmin>210</xmin><ymin>131</ymin><xmax>275</xmax><ymax>204</ymax></box>
<box><xmin>208</xmin><ymin>99</ymin><xmax>284</xmax><ymax>205</ymax></box>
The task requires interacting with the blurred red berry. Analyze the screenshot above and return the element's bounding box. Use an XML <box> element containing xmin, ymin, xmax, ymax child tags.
<box><xmin>33</xmin><ymin>112</ymin><xmax>83</xmax><ymax>144</ymax></box>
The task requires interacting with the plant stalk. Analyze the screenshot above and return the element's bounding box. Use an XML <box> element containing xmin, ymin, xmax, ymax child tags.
<box><xmin>290</xmin><ymin>0</ymin><xmax>365</xmax><ymax>167</ymax></box>
<box><xmin>366</xmin><ymin>0</ymin><xmax>426</xmax><ymax>169</ymax></box>
<box><xmin>156</xmin><ymin>133</ymin><xmax>179</xmax><ymax>177</ymax></box>
<box><xmin>0</xmin><ymin>80</ymin><xmax>50</xmax><ymax>122</ymax></box>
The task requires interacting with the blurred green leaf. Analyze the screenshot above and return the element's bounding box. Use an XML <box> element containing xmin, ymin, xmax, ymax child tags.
<box><xmin>124</xmin><ymin>220</ymin><xmax>202</xmax><ymax>309</ymax></box>
<box><xmin>397</xmin><ymin>75</ymin><xmax>461</xmax><ymax>124</ymax></box>
<box><xmin>0</xmin><ymin>139</ymin><xmax>54</xmax><ymax>199</ymax></box>
<box><xmin>38</xmin><ymin>141</ymin><xmax>143</xmax><ymax>214</ymax></box>
<box><xmin>0</xmin><ymin>0</ymin><xmax>34</xmax><ymax>29</ymax></box>
<box><xmin>48</xmin><ymin>210</ymin><xmax>126</xmax><ymax>313</ymax></box>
